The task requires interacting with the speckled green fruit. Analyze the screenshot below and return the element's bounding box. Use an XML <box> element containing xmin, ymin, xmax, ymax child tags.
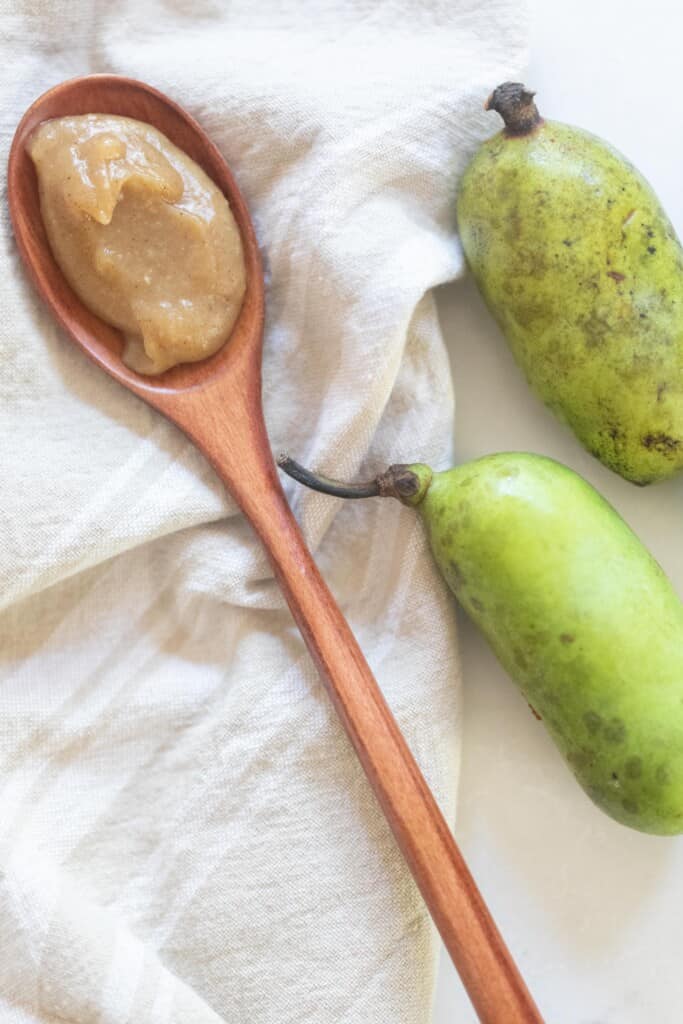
<box><xmin>402</xmin><ymin>452</ymin><xmax>683</xmax><ymax>834</ymax></box>
<box><xmin>280</xmin><ymin>449</ymin><xmax>683</xmax><ymax>834</ymax></box>
<box><xmin>457</xmin><ymin>83</ymin><xmax>683</xmax><ymax>485</ymax></box>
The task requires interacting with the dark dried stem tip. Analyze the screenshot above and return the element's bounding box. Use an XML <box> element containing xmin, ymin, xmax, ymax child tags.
<box><xmin>486</xmin><ymin>82</ymin><xmax>543</xmax><ymax>136</ymax></box>
<box><xmin>277</xmin><ymin>454</ymin><xmax>422</xmax><ymax>502</ymax></box>
<box><xmin>277</xmin><ymin>454</ymin><xmax>381</xmax><ymax>499</ymax></box>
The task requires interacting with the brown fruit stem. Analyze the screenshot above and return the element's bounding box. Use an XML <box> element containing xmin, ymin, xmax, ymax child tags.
<box><xmin>277</xmin><ymin>454</ymin><xmax>421</xmax><ymax>502</ymax></box>
<box><xmin>486</xmin><ymin>82</ymin><xmax>543</xmax><ymax>136</ymax></box>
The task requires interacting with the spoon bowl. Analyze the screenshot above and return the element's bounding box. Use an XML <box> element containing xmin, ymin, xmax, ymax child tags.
<box><xmin>8</xmin><ymin>75</ymin><xmax>543</xmax><ymax>1024</ymax></box>
<box><xmin>9</xmin><ymin>74</ymin><xmax>264</xmax><ymax>397</ymax></box>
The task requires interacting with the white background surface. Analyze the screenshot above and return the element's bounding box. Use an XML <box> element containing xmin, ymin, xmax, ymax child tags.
<box><xmin>433</xmin><ymin>1</ymin><xmax>683</xmax><ymax>1021</ymax></box>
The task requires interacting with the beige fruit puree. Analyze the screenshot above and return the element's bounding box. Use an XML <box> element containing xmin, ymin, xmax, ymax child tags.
<box><xmin>29</xmin><ymin>114</ymin><xmax>246</xmax><ymax>374</ymax></box>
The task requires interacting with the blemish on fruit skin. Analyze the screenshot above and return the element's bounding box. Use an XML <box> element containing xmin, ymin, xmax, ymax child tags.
<box><xmin>470</xmin><ymin>597</ymin><xmax>485</xmax><ymax>613</ymax></box>
<box><xmin>656</xmin><ymin>764</ymin><xmax>671</xmax><ymax>785</ymax></box>
<box><xmin>560</xmin><ymin>633</ymin><xmax>575</xmax><ymax>644</ymax></box>
<box><xmin>642</xmin><ymin>433</ymin><xmax>680</xmax><ymax>455</ymax></box>
<box><xmin>622</xmin><ymin>797</ymin><xmax>640</xmax><ymax>815</ymax></box>
<box><xmin>580</xmin><ymin>310</ymin><xmax>612</xmax><ymax>348</ymax></box>
<box><xmin>604</xmin><ymin>718</ymin><xmax>626</xmax><ymax>743</ymax></box>
<box><xmin>625</xmin><ymin>756</ymin><xmax>642</xmax><ymax>779</ymax></box>
<box><xmin>584</xmin><ymin>711</ymin><xmax>602</xmax><ymax>735</ymax></box>
<box><xmin>607</xmin><ymin>270</ymin><xmax>625</xmax><ymax>283</ymax></box>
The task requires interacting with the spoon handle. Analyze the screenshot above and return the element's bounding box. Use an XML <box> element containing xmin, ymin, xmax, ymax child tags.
<box><xmin>171</xmin><ymin>388</ymin><xmax>543</xmax><ymax>1024</ymax></box>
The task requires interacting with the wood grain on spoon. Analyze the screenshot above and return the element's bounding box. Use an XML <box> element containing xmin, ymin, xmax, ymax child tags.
<box><xmin>8</xmin><ymin>75</ymin><xmax>544</xmax><ymax>1024</ymax></box>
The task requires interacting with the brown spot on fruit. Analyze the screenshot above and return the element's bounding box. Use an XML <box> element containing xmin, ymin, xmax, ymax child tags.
<box><xmin>642</xmin><ymin>433</ymin><xmax>680</xmax><ymax>454</ymax></box>
<box><xmin>560</xmin><ymin>633</ymin><xmax>575</xmax><ymax>644</ymax></box>
<box><xmin>528</xmin><ymin>703</ymin><xmax>542</xmax><ymax>721</ymax></box>
<box><xmin>625</xmin><ymin>756</ymin><xmax>642</xmax><ymax>779</ymax></box>
<box><xmin>607</xmin><ymin>270</ymin><xmax>625</xmax><ymax>283</ymax></box>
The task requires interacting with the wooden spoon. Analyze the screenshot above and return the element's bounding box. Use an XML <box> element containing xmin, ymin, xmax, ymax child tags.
<box><xmin>8</xmin><ymin>75</ymin><xmax>544</xmax><ymax>1024</ymax></box>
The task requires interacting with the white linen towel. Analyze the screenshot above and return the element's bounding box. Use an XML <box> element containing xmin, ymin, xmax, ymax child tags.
<box><xmin>0</xmin><ymin>3</ymin><xmax>527</xmax><ymax>1021</ymax></box>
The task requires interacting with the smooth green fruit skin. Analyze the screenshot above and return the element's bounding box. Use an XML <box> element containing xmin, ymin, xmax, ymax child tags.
<box><xmin>415</xmin><ymin>453</ymin><xmax>683</xmax><ymax>834</ymax></box>
<box><xmin>457</xmin><ymin>120</ymin><xmax>683</xmax><ymax>485</ymax></box>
